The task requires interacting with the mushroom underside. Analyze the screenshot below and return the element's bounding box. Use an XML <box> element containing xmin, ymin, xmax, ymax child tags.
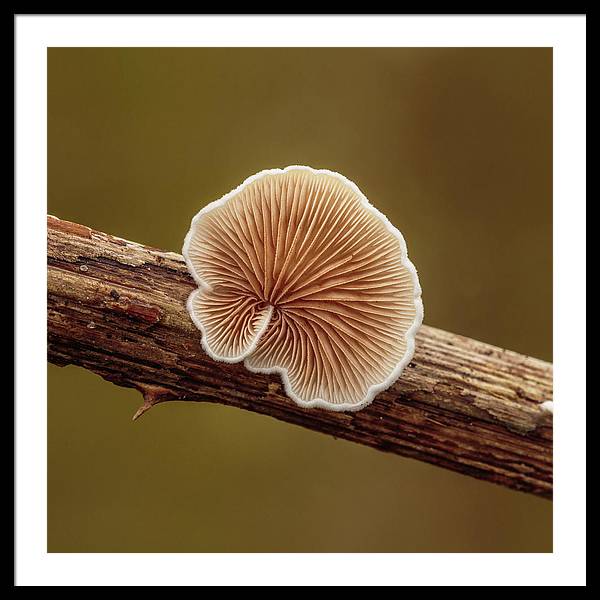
<box><xmin>184</xmin><ymin>168</ymin><xmax>420</xmax><ymax>409</ymax></box>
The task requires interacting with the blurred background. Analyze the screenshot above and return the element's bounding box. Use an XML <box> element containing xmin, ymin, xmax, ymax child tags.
<box><xmin>48</xmin><ymin>47</ymin><xmax>552</xmax><ymax>552</ymax></box>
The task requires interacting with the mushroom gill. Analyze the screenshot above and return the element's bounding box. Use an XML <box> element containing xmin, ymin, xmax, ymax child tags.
<box><xmin>183</xmin><ymin>166</ymin><xmax>423</xmax><ymax>411</ymax></box>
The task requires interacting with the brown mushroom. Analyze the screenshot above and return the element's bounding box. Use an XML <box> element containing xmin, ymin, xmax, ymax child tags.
<box><xmin>183</xmin><ymin>166</ymin><xmax>423</xmax><ymax>411</ymax></box>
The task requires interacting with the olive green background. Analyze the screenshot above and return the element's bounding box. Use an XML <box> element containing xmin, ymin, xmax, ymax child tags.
<box><xmin>48</xmin><ymin>48</ymin><xmax>552</xmax><ymax>552</ymax></box>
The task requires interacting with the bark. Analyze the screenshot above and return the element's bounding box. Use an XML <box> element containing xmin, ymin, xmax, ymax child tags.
<box><xmin>47</xmin><ymin>216</ymin><xmax>553</xmax><ymax>498</ymax></box>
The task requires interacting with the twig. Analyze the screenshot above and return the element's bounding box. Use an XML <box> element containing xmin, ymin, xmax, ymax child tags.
<box><xmin>47</xmin><ymin>216</ymin><xmax>553</xmax><ymax>498</ymax></box>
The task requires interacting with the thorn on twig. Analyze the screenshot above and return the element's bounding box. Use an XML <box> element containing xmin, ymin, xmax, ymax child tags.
<box><xmin>132</xmin><ymin>401</ymin><xmax>155</xmax><ymax>422</ymax></box>
<box><xmin>132</xmin><ymin>383</ymin><xmax>176</xmax><ymax>421</ymax></box>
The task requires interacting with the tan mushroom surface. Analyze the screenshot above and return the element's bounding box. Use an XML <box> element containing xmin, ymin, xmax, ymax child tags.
<box><xmin>183</xmin><ymin>166</ymin><xmax>423</xmax><ymax>411</ymax></box>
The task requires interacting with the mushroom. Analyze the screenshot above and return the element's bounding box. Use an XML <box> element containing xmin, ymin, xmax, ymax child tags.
<box><xmin>182</xmin><ymin>166</ymin><xmax>423</xmax><ymax>411</ymax></box>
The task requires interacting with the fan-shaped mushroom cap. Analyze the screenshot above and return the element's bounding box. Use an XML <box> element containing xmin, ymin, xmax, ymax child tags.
<box><xmin>183</xmin><ymin>166</ymin><xmax>423</xmax><ymax>411</ymax></box>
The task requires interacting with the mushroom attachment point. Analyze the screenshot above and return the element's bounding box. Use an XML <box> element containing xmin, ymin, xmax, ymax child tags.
<box><xmin>182</xmin><ymin>166</ymin><xmax>423</xmax><ymax>411</ymax></box>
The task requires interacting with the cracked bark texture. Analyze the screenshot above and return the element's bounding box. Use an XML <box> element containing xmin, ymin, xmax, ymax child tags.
<box><xmin>47</xmin><ymin>216</ymin><xmax>553</xmax><ymax>498</ymax></box>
